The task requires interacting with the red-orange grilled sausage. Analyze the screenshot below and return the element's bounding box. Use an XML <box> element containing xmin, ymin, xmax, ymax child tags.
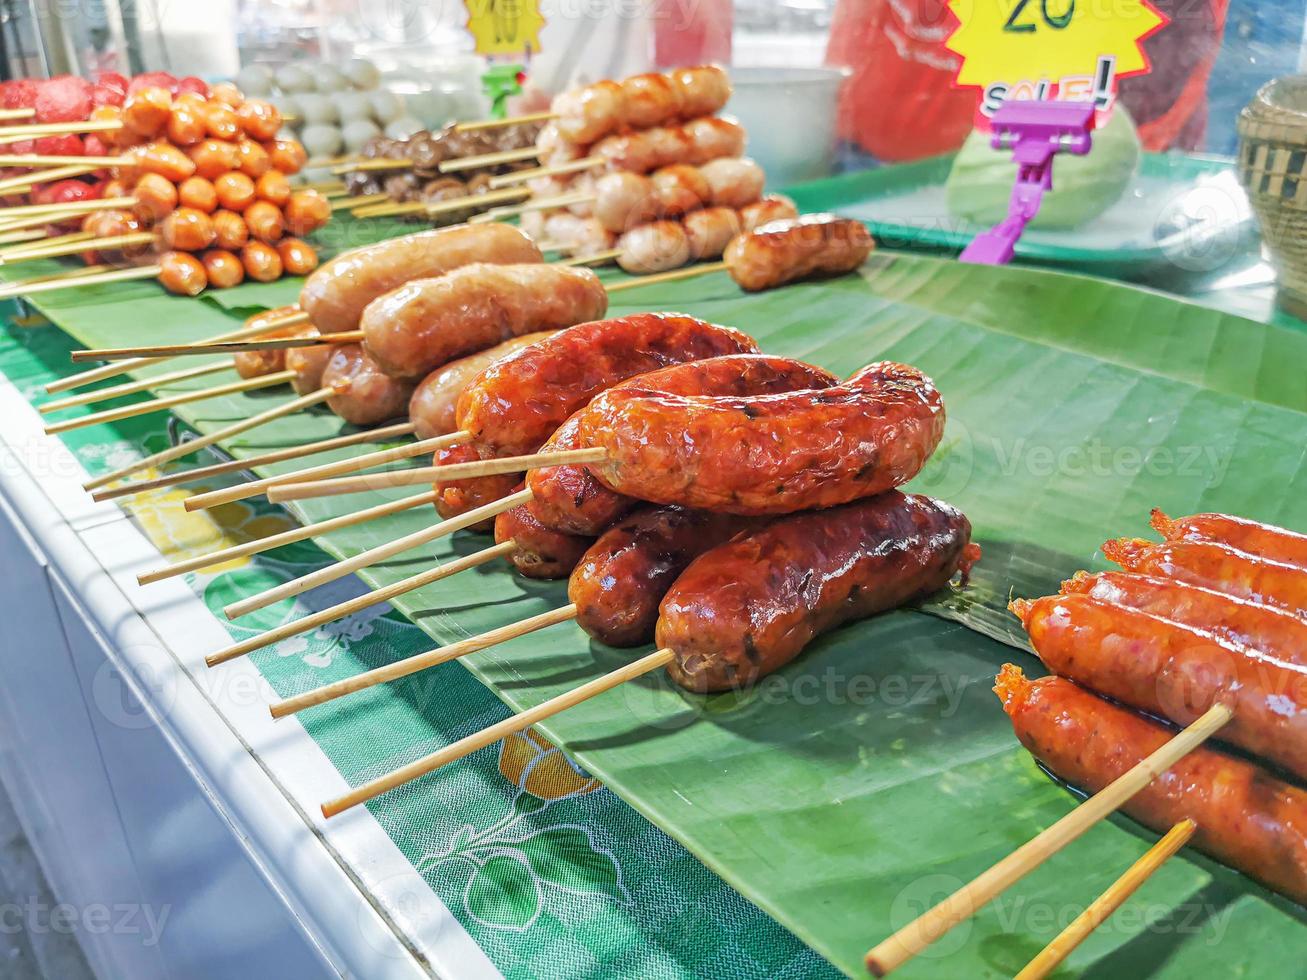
<box><xmin>233</xmin><ymin>305</ymin><xmax>308</xmax><ymax>379</ymax></box>
<box><xmin>1151</xmin><ymin>509</ymin><xmax>1307</xmax><ymax>571</ymax></box>
<box><xmin>361</xmin><ymin>263</ymin><xmax>608</xmax><ymax>380</ymax></box>
<box><xmin>570</xmin><ymin>506</ymin><xmax>754</xmax><ymax>647</ymax></box>
<box><xmin>1062</xmin><ymin>570</ymin><xmax>1307</xmax><ymax>664</ymax></box>
<box><xmin>409</xmin><ymin>331</ymin><xmax>556</xmax><ymax>440</ymax></box>
<box><xmin>493</xmin><ymin>498</ymin><xmax>593</xmax><ymax>579</ymax></box>
<box><xmin>578</xmin><ymin>361</ymin><xmax>944</xmax><ymax>515</ymax></box>
<box><xmin>434</xmin><ymin>442</ymin><xmax>522</xmax><ymax>530</ymax></box>
<box><xmin>158</xmin><ymin>252</ymin><xmax>207</xmax><ymax>296</ymax></box>
<box><xmin>995</xmin><ymin>664</ymin><xmax>1307</xmax><ymax>905</ymax></box>
<box><xmin>724</xmin><ymin>213</ymin><xmax>874</xmax><ymax>291</ymax></box>
<box><xmin>1012</xmin><ymin>593</ymin><xmax>1307</xmax><ymax>782</ymax></box>
<box><xmin>529</xmin><ymin>354</ymin><xmax>838</xmax><ymax>535</ymax></box>
<box><xmin>657</xmin><ymin>493</ymin><xmax>978</xmax><ymax>692</ymax></box>
<box><xmin>1103</xmin><ymin>537</ymin><xmax>1307</xmax><ymax>616</ymax></box>
<box><xmin>456</xmin><ymin>313</ymin><xmax>758</xmax><ymax>458</ymax></box>
<box><xmin>301</xmin><ymin>223</ymin><xmax>543</xmax><ymax>334</ymax></box>
<box><xmin>321</xmin><ymin>344</ymin><xmax>416</xmax><ymax>426</ymax></box>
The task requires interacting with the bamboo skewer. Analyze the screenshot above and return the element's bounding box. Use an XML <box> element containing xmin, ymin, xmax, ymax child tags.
<box><xmin>0</xmin><ymin>263</ymin><xmax>161</xmax><ymax>300</ymax></box>
<box><xmin>558</xmin><ymin>248</ymin><xmax>622</xmax><ymax>267</ymax></box>
<box><xmin>83</xmin><ymin>384</ymin><xmax>340</xmax><ymax>491</ymax></box>
<box><xmin>223</xmin><ymin>487</ymin><xmax>534</xmax><ymax>619</ymax></box>
<box><xmin>136</xmin><ymin>489</ymin><xmax>440</xmax><ymax>585</ymax></box>
<box><xmin>0</xmin><ymin>229</ymin><xmax>46</xmax><ymax>247</ymax></box>
<box><xmin>0</xmin><ymin>230</ymin><xmax>154</xmax><ymax>265</ymax></box>
<box><xmin>356</xmin><ymin>186</ymin><xmax>530</xmax><ymax>220</ymax></box>
<box><xmin>345</xmin><ymin>192</ymin><xmax>393</xmax><ymax>211</ymax></box>
<box><xmin>439</xmin><ymin>145</ymin><xmax>541</xmax><ymax>172</ymax></box>
<box><xmin>208</xmin><ymin>541</ymin><xmax>518</xmax><ymax>667</ymax></box>
<box><xmin>92</xmin><ymin>420</ymin><xmax>418</xmax><ymax>502</ymax></box>
<box><xmin>1014</xmin><ymin>820</ymin><xmax>1197</xmax><ymax>980</ymax></box>
<box><xmin>40</xmin><ymin>362</ymin><xmax>233</xmax><ymax>413</ymax></box>
<box><xmin>0</xmin><ymin>162</ymin><xmax>109</xmax><ymax>192</ymax></box>
<box><xmin>267</xmin><ymin>447</ymin><xmax>606</xmax><ymax>502</ymax></box>
<box><xmin>0</xmin><ymin>154</ymin><xmax>121</xmax><ymax>166</ymax></box>
<box><xmin>43</xmin><ymin>369</ymin><xmax>296</xmax><ymax>435</ymax></box>
<box><xmin>0</xmin><ymin>119</ymin><xmax>122</xmax><ymax>139</ymax></box>
<box><xmin>70</xmin><ymin>329</ymin><xmax>358</xmax><ymax>362</ymax></box>
<box><xmin>469</xmin><ymin>190</ymin><xmax>594</xmax><ymax>224</ymax></box>
<box><xmin>454</xmin><ymin>110</ymin><xmax>558</xmax><ymax>133</ymax></box>
<box><xmin>0</xmin><ymin>193</ymin><xmax>135</xmax><ymax>220</ymax></box>
<box><xmin>0</xmin><ymin>229</ymin><xmax>94</xmax><ymax>258</ymax></box>
<box><xmin>0</xmin><ymin>108</ymin><xmax>35</xmax><ymax>121</ymax></box>
<box><xmin>185</xmin><ymin>430</ymin><xmax>469</xmax><ymax>510</ymax></box>
<box><xmin>330</xmin><ymin>158</ymin><xmax>409</xmax><ymax>175</ymax></box>
<box><xmin>487</xmin><ymin>157</ymin><xmax>602</xmax><ymax>189</ymax></box>
<box><xmin>49</xmin><ymin>309</ymin><xmax>308</xmax><ymax>395</ymax></box>
<box><xmin>605</xmin><ymin>261</ymin><xmax>728</xmax><ymax>291</ymax></box>
<box><xmin>321</xmin><ymin>646</ymin><xmax>673</xmax><ymax>817</ymax></box>
<box><xmin>270</xmin><ymin>601</ymin><xmax>576</xmax><ymax>711</ymax></box>
<box><xmin>863</xmin><ymin>702</ymin><xmax>1234</xmax><ymax>976</ymax></box>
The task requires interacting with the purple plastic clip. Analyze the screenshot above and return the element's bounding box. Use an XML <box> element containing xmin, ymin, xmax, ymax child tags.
<box><xmin>959</xmin><ymin>100</ymin><xmax>1096</xmax><ymax>265</ymax></box>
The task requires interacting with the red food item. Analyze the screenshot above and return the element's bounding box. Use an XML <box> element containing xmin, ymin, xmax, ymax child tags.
<box><xmin>240</xmin><ymin>241</ymin><xmax>282</xmax><ymax>282</ymax></box>
<box><xmin>532</xmin><ymin>354</ymin><xmax>838</xmax><ymax>536</ymax></box>
<box><xmin>127</xmin><ymin>72</ymin><xmax>178</xmax><ymax>96</ymax></box>
<box><xmin>276</xmin><ymin>237</ymin><xmax>318</xmax><ymax>276</ymax></box>
<box><xmin>571</xmin><ymin>506</ymin><xmax>753</xmax><ymax>646</ymax></box>
<box><xmin>994</xmin><ymin>663</ymin><xmax>1307</xmax><ymax>906</ymax></box>
<box><xmin>579</xmin><ymin>360</ymin><xmax>944</xmax><ymax>515</ymax></box>
<box><xmin>34</xmin><ymin>75</ymin><xmax>93</xmax><ymax>123</ymax></box>
<box><xmin>158</xmin><ymin>251</ymin><xmax>208</xmax><ymax>295</ymax></box>
<box><xmin>32</xmin><ymin>133</ymin><xmax>84</xmax><ymax>156</ymax></box>
<box><xmin>83</xmin><ymin>134</ymin><xmax>113</xmax><ymax>158</ymax></box>
<box><xmin>659</xmin><ymin>493</ymin><xmax>978</xmax><ymax>691</ymax></box>
<box><xmin>494</xmin><ymin>497</ymin><xmax>593</xmax><ymax>579</ymax></box>
<box><xmin>123</xmin><ymin>86</ymin><xmax>172</xmax><ymax>137</ymax></box>
<box><xmin>175</xmin><ymin>76</ymin><xmax>209</xmax><ymax>98</ymax></box>
<box><xmin>458</xmin><ymin>313</ymin><xmax>758</xmax><ymax>458</ymax></box>
<box><xmin>434</xmin><ymin>442</ymin><xmax>522</xmax><ymax>531</ymax></box>
<box><xmin>1151</xmin><ymin>509</ymin><xmax>1307</xmax><ymax>572</ymax></box>
<box><xmin>92</xmin><ymin>72</ymin><xmax>129</xmax><ymax>105</ymax></box>
<box><xmin>2</xmin><ymin>79</ymin><xmax>38</xmax><ymax>110</ymax></box>
<box><xmin>160</xmin><ymin>207</ymin><xmax>217</xmax><ymax>251</ymax></box>
<box><xmin>188</xmin><ymin>138</ymin><xmax>240</xmax><ymax>180</ymax></box>
<box><xmin>1012</xmin><ymin>592</ymin><xmax>1307</xmax><ymax>782</ymax></box>
<box><xmin>201</xmin><ymin>249</ymin><xmax>245</xmax><ymax>289</ymax></box>
<box><xmin>283</xmin><ymin>189</ymin><xmax>330</xmax><ymax>235</ymax></box>
<box><xmin>40</xmin><ymin>179</ymin><xmax>99</xmax><ymax>231</ymax></box>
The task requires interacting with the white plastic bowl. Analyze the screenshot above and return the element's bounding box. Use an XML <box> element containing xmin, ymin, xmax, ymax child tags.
<box><xmin>726</xmin><ymin>66</ymin><xmax>850</xmax><ymax>186</ymax></box>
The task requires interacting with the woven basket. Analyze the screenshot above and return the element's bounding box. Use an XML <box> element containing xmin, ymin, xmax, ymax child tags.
<box><xmin>1237</xmin><ymin>74</ymin><xmax>1307</xmax><ymax>316</ymax></box>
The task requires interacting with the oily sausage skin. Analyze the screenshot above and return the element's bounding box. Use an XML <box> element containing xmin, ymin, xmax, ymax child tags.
<box><xmin>456</xmin><ymin>313</ymin><xmax>758</xmax><ymax>458</ymax></box>
<box><xmin>286</xmin><ymin>343</ymin><xmax>336</xmax><ymax>395</ymax></box>
<box><xmin>1103</xmin><ymin>537</ymin><xmax>1307</xmax><ymax>617</ymax></box>
<box><xmin>570</xmin><ymin>506</ymin><xmax>754</xmax><ymax>647</ymax></box>
<box><xmin>494</xmin><ymin>499</ymin><xmax>593</xmax><ymax>579</ymax></box>
<box><xmin>361</xmin><ymin>263</ymin><xmax>608</xmax><ymax>380</ymax></box>
<box><xmin>995</xmin><ymin>665</ymin><xmax>1307</xmax><ymax>906</ymax></box>
<box><xmin>233</xmin><ymin>305</ymin><xmax>305</xmax><ymax>379</ymax></box>
<box><xmin>529</xmin><ymin>354</ymin><xmax>838</xmax><ymax>535</ymax></box>
<box><xmin>1062</xmin><ymin>570</ymin><xmax>1307</xmax><ymax>667</ymax></box>
<box><xmin>321</xmin><ymin>344</ymin><xmax>416</xmax><ymax>426</ymax></box>
<box><xmin>578</xmin><ymin>361</ymin><xmax>945</xmax><ymax>515</ymax></box>
<box><xmin>724</xmin><ymin>214</ymin><xmax>873</xmax><ymax>291</ymax></box>
<box><xmin>434</xmin><ymin>442</ymin><xmax>520</xmax><ymax>531</ymax></box>
<box><xmin>1151</xmin><ymin>508</ymin><xmax>1307</xmax><ymax>571</ymax></box>
<box><xmin>657</xmin><ymin>493</ymin><xmax>978</xmax><ymax>692</ymax></box>
<box><xmin>299</xmin><ymin>223</ymin><xmax>542</xmax><ymax>333</ymax></box>
<box><xmin>1012</xmin><ymin>593</ymin><xmax>1307</xmax><ymax>783</ymax></box>
<box><xmin>409</xmin><ymin>331</ymin><xmax>555</xmax><ymax>440</ymax></box>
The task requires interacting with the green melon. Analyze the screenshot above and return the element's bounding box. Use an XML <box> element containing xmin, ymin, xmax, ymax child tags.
<box><xmin>946</xmin><ymin>106</ymin><xmax>1141</xmax><ymax>230</ymax></box>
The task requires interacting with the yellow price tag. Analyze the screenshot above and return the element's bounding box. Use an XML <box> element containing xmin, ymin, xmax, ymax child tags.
<box><xmin>464</xmin><ymin>0</ymin><xmax>546</xmax><ymax>57</ymax></box>
<box><xmin>947</xmin><ymin>0</ymin><xmax>1166</xmax><ymax>112</ymax></box>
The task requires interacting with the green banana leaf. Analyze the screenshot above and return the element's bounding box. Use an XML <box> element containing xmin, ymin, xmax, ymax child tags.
<box><xmin>12</xmin><ymin>242</ymin><xmax>1307</xmax><ymax>978</ymax></box>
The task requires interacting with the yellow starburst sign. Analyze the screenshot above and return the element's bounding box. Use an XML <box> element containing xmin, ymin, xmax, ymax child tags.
<box><xmin>947</xmin><ymin>0</ymin><xmax>1165</xmax><ymax>110</ymax></box>
<box><xmin>464</xmin><ymin>0</ymin><xmax>545</xmax><ymax>57</ymax></box>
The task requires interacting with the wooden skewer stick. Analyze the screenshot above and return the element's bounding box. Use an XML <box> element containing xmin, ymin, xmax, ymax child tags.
<box><xmin>345</xmin><ymin>192</ymin><xmax>394</xmax><ymax>211</ymax></box>
<box><xmin>331</xmin><ymin>158</ymin><xmax>410</xmax><ymax>175</ymax></box>
<box><xmin>0</xmin><ymin>154</ymin><xmax>121</xmax><ymax>166</ymax></box>
<box><xmin>267</xmin><ymin>447</ymin><xmax>607</xmax><ymax>502</ymax></box>
<box><xmin>43</xmin><ymin>369</ymin><xmax>296</xmax><ymax>435</ymax></box>
<box><xmin>271</xmin><ymin>601</ymin><xmax>576</xmax><ymax>711</ymax></box>
<box><xmin>357</xmin><ymin>186</ymin><xmax>532</xmax><ymax>220</ymax></box>
<box><xmin>0</xmin><ymin>229</ymin><xmax>46</xmax><ymax>248</ymax></box>
<box><xmin>468</xmin><ymin>190</ymin><xmax>594</xmax><ymax>224</ymax></box>
<box><xmin>93</xmin><ymin>420</ymin><xmax>418</xmax><ymax>502</ymax></box>
<box><xmin>0</xmin><ymin>108</ymin><xmax>35</xmax><ymax>121</ymax></box>
<box><xmin>454</xmin><ymin>110</ymin><xmax>558</xmax><ymax>133</ymax></box>
<box><xmin>224</xmin><ymin>487</ymin><xmax>534</xmax><ymax>619</ymax></box>
<box><xmin>0</xmin><ymin>229</ymin><xmax>94</xmax><ymax>258</ymax></box>
<box><xmin>40</xmin><ymin>361</ymin><xmax>233</xmax><ymax>413</ymax></box>
<box><xmin>209</xmin><ymin>541</ymin><xmax>517</xmax><ymax>667</ymax></box>
<box><xmin>863</xmin><ymin>702</ymin><xmax>1234</xmax><ymax>977</ymax></box>
<box><xmin>0</xmin><ymin>193</ymin><xmax>136</xmax><ymax>220</ymax></box>
<box><xmin>70</xmin><ymin>330</ymin><xmax>360</xmax><ymax>363</ymax></box>
<box><xmin>185</xmin><ymin>429</ymin><xmax>469</xmax><ymax>511</ymax></box>
<box><xmin>0</xmin><ymin>230</ymin><xmax>154</xmax><ymax>265</ymax></box>
<box><xmin>0</xmin><ymin>162</ymin><xmax>109</xmax><ymax>192</ymax></box>
<box><xmin>558</xmin><ymin>248</ymin><xmax>622</xmax><ymax>267</ymax></box>
<box><xmin>49</xmin><ymin>310</ymin><xmax>308</xmax><ymax>395</ymax></box>
<box><xmin>487</xmin><ymin>157</ymin><xmax>603</xmax><ymax>189</ymax></box>
<box><xmin>83</xmin><ymin>384</ymin><xmax>339</xmax><ymax>492</ymax></box>
<box><xmin>0</xmin><ymin>263</ymin><xmax>161</xmax><ymax>300</ymax></box>
<box><xmin>321</xmin><ymin>646</ymin><xmax>673</xmax><ymax>818</ymax></box>
<box><xmin>135</xmin><ymin>489</ymin><xmax>439</xmax><ymax>585</ymax></box>
<box><xmin>605</xmin><ymin>261</ymin><xmax>728</xmax><ymax>292</ymax></box>
<box><xmin>1014</xmin><ymin>820</ymin><xmax>1197</xmax><ymax>980</ymax></box>
<box><xmin>0</xmin><ymin>118</ymin><xmax>123</xmax><ymax>139</ymax></box>
<box><xmin>438</xmin><ymin>145</ymin><xmax>541</xmax><ymax>172</ymax></box>
<box><xmin>23</xmin><ymin>263</ymin><xmax>112</xmax><ymax>285</ymax></box>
